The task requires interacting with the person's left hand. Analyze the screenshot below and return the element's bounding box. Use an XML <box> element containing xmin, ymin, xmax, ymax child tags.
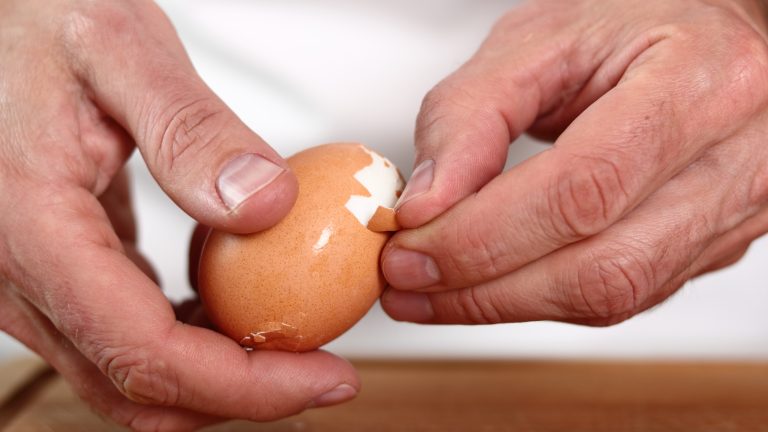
<box><xmin>381</xmin><ymin>0</ymin><xmax>768</xmax><ymax>326</ymax></box>
<box><xmin>0</xmin><ymin>1</ymin><xmax>359</xmax><ymax>430</ymax></box>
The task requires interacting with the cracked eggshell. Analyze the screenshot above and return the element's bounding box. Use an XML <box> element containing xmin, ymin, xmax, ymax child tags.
<box><xmin>199</xmin><ymin>143</ymin><xmax>404</xmax><ymax>352</ymax></box>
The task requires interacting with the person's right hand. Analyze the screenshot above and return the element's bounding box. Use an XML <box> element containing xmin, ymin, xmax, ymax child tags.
<box><xmin>0</xmin><ymin>1</ymin><xmax>359</xmax><ymax>430</ymax></box>
<box><xmin>381</xmin><ymin>0</ymin><xmax>768</xmax><ymax>329</ymax></box>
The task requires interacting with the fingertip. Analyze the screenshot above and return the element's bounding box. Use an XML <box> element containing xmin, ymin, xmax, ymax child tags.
<box><xmin>304</xmin><ymin>384</ymin><xmax>358</xmax><ymax>409</ymax></box>
<box><xmin>397</xmin><ymin>111</ymin><xmax>509</xmax><ymax>228</ymax></box>
<box><xmin>381</xmin><ymin>247</ymin><xmax>441</xmax><ymax>290</ymax></box>
<box><xmin>394</xmin><ymin>160</ymin><xmax>434</xmax><ymax>212</ymax></box>
<box><xmin>381</xmin><ymin>287</ymin><xmax>434</xmax><ymax>323</ymax></box>
<box><xmin>214</xmin><ymin>163</ymin><xmax>299</xmax><ymax>234</ymax></box>
<box><xmin>216</xmin><ymin>153</ymin><xmax>285</xmax><ymax>210</ymax></box>
<box><xmin>246</xmin><ymin>348</ymin><xmax>361</xmax><ymax>416</ymax></box>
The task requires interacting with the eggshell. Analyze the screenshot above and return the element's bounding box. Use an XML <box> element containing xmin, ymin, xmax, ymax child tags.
<box><xmin>199</xmin><ymin>143</ymin><xmax>404</xmax><ymax>351</ymax></box>
<box><xmin>367</xmin><ymin>206</ymin><xmax>402</xmax><ymax>232</ymax></box>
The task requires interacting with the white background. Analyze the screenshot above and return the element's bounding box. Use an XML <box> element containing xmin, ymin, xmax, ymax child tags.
<box><xmin>2</xmin><ymin>0</ymin><xmax>767</xmax><ymax>362</ymax></box>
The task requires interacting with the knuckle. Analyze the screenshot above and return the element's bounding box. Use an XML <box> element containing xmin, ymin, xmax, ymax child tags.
<box><xmin>723</xmin><ymin>29</ymin><xmax>768</xmax><ymax>106</ymax></box>
<box><xmin>570</xmin><ymin>247</ymin><xmax>653</xmax><ymax>320</ymax></box>
<box><xmin>548</xmin><ymin>155</ymin><xmax>628</xmax><ymax>239</ymax></box>
<box><xmin>58</xmin><ymin>1</ymin><xmax>136</xmax><ymax>52</ymax></box>
<box><xmin>153</xmin><ymin>98</ymin><xmax>226</xmax><ymax>177</ymax></box>
<box><xmin>420</xmin><ymin>83</ymin><xmax>472</xmax><ymax>114</ymax></box>
<box><xmin>452</xmin><ymin>287</ymin><xmax>504</xmax><ymax>325</ymax></box>
<box><xmin>100</xmin><ymin>349</ymin><xmax>182</xmax><ymax>407</ymax></box>
<box><xmin>675</xmin><ymin>10</ymin><xmax>768</xmax><ymax>108</ymax></box>
<box><xmin>685</xmin><ymin>7</ymin><xmax>768</xmax><ymax>104</ymax></box>
<box><xmin>442</xmin><ymin>223</ymin><xmax>507</xmax><ymax>285</ymax></box>
<box><xmin>416</xmin><ymin>86</ymin><xmax>459</xmax><ymax>138</ymax></box>
<box><xmin>416</xmin><ymin>83</ymin><xmax>489</xmax><ymax>141</ymax></box>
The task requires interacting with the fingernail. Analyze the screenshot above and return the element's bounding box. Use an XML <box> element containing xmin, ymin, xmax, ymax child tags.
<box><xmin>395</xmin><ymin>160</ymin><xmax>434</xmax><ymax>210</ymax></box>
<box><xmin>305</xmin><ymin>384</ymin><xmax>357</xmax><ymax>409</ymax></box>
<box><xmin>383</xmin><ymin>248</ymin><xmax>441</xmax><ymax>290</ymax></box>
<box><xmin>382</xmin><ymin>287</ymin><xmax>434</xmax><ymax>323</ymax></box>
<box><xmin>217</xmin><ymin>154</ymin><xmax>285</xmax><ymax>210</ymax></box>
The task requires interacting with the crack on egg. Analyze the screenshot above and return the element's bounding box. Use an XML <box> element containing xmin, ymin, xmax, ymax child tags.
<box><xmin>239</xmin><ymin>311</ymin><xmax>308</xmax><ymax>349</ymax></box>
<box><xmin>344</xmin><ymin>145</ymin><xmax>404</xmax><ymax>228</ymax></box>
<box><xmin>312</xmin><ymin>220</ymin><xmax>334</xmax><ymax>254</ymax></box>
<box><xmin>240</xmin><ymin>322</ymin><xmax>302</xmax><ymax>348</ymax></box>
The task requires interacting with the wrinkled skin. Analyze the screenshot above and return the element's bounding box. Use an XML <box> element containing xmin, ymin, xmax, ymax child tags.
<box><xmin>5</xmin><ymin>0</ymin><xmax>768</xmax><ymax>430</ymax></box>
<box><xmin>383</xmin><ymin>0</ymin><xmax>768</xmax><ymax>326</ymax></box>
<box><xmin>0</xmin><ymin>1</ymin><xmax>359</xmax><ymax>431</ymax></box>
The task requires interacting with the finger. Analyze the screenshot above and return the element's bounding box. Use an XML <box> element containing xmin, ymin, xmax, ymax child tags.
<box><xmin>384</xmin><ymin>17</ymin><xmax>768</xmax><ymax>291</ymax></box>
<box><xmin>393</xmin><ymin>1</ymin><xmax>651</xmax><ymax>228</ymax></box>
<box><xmin>382</xmin><ymin>132</ymin><xmax>768</xmax><ymax>324</ymax></box>
<box><xmin>690</xmin><ymin>204</ymin><xmax>768</xmax><ymax>276</ymax></box>
<box><xmin>173</xmin><ymin>299</ymin><xmax>213</xmax><ymax>329</ymax></box>
<box><xmin>9</xmin><ymin>185</ymin><xmax>360</xmax><ymax>423</ymax></box>
<box><xmin>695</xmin><ymin>245</ymin><xmax>749</xmax><ymax>274</ymax></box>
<box><xmin>0</xmin><ymin>289</ymin><xmax>223</xmax><ymax>432</ymax></box>
<box><xmin>98</xmin><ymin>167</ymin><xmax>136</xmax><ymax>243</ymax></box>
<box><xmin>98</xmin><ymin>166</ymin><xmax>158</xmax><ymax>284</ymax></box>
<box><xmin>64</xmin><ymin>0</ymin><xmax>298</xmax><ymax>233</ymax></box>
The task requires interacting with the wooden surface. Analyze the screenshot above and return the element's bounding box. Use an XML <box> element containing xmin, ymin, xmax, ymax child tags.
<box><xmin>2</xmin><ymin>358</ymin><xmax>768</xmax><ymax>431</ymax></box>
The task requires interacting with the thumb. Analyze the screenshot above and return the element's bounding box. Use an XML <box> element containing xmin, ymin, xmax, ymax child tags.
<box><xmin>395</xmin><ymin>1</ymin><xmax>632</xmax><ymax>228</ymax></box>
<box><xmin>68</xmin><ymin>0</ymin><xmax>297</xmax><ymax>233</ymax></box>
<box><xmin>394</xmin><ymin>52</ymin><xmax>544</xmax><ymax>228</ymax></box>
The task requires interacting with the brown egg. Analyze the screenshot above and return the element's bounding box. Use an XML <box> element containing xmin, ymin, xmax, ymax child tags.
<box><xmin>199</xmin><ymin>143</ymin><xmax>405</xmax><ymax>351</ymax></box>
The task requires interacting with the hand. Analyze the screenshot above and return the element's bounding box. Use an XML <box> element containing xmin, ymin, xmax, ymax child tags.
<box><xmin>0</xmin><ymin>1</ymin><xmax>358</xmax><ymax>430</ymax></box>
<box><xmin>381</xmin><ymin>0</ymin><xmax>768</xmax><ymax>326</ymax></box>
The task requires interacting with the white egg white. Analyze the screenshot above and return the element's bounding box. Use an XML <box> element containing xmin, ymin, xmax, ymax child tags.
<box><xmin>344</xmin><ymin>145</ymin><xmax>404</xmax><ymax>227</ymax></box>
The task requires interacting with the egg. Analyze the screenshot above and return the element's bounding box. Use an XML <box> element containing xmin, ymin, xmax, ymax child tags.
<box><xmin>199</xmin><ymin>143</ymin><xmax>405</xmax><ymax>351</ymax></box>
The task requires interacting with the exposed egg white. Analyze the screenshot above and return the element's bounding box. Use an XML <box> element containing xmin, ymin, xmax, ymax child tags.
<box><xmin>200</xmin><ymin>143</ymin><xmax>399</xmax><ymax>352</ymax></box>
<box><xmin>344</xmin><ymin>146</ymin><xmax>405</xmax><ymax>227</ymax></box>
<box><xmin>312</xmin><ymin>221</ymin><xmax>334</xmax><ymax>254</ymax></box>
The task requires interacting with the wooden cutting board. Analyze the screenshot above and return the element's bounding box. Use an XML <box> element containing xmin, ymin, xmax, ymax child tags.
<box><xmin>2</xmin><ymin>356</ymin><xmax>768</xmax><ymax>431</ymax></box>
